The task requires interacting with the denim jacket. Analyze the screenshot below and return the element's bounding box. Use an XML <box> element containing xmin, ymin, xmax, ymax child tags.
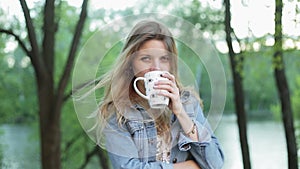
<box><xmin>103</xmin><ymin>91</ymin><xmax>224</xmax><ymax>169</ymax></box>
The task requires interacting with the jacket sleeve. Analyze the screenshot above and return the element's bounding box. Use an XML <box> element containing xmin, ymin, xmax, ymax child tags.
<box><xmin>103</xmin><ymin>114</ymin><xmax>174</xmax><ymax>169</ymax></box>
<box><xmin>177</xmin><ymin>98</ymin><xmax>224</xmax><ymax>169</ymax></box>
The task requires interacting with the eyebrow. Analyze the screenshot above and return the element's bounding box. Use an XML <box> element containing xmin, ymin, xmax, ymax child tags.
<box><xmin>137</xmin><ymin>51</ymin><xmax>169</xmax><ymax>57</ymax></box>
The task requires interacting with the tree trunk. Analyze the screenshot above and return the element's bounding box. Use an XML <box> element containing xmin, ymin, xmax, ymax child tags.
<box><xmin>18</xmin><ymin>0</ymin><xmax>89</xmax><ymax>168</ymax></box>
<box><xmin>37</xmin><ymin>74</ymin><xmax>61</xmax><ymax>169</ymax></box>
<box><xmin>274</xmin><ymin>0</ymin><xmax>298</xmax><ymax>168</ymax></box>
<box><xmin>224</xmin><ymin>0</ymin><xmax>251</xmax><ymax>168</ymax></box>
<box><xmin>39</xmin><ymin>108</ymin><xmax>61</xmax><ymax>169</ymax></box>
<box><xmin>39</xmin><ymin>0</ymin><xmax>60</xmax><ymax>168</ymax></box>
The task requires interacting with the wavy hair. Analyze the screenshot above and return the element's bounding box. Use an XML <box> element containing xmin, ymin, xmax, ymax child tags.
<box><xmin>98</xmin><ymin>20</ymin><xmax>179</xmax><ymax>115</ymax></box>
<box><xmin>91</xmin><ymin>20</ymin><xmax>193</xmax><ymax>145</ymax></box>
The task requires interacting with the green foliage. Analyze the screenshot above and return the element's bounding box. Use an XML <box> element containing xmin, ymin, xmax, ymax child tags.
<box><xmin>291</xmin><ymin>76</ymin><xmax>300</xmax><ymax>120</ymax></box>
<box><xmin>0</xmin><ymin>47</ymin><xmax>37</xmax><ymax>124</ymax></box>
<box><xmin>270</xmin><ymin>51</ymin><xmax>300</xmax><ymax>121</ymax></box>
<box><xmin>61</xmin><ymin>100</ymin><xmax>97</xmax><ymax>169</ymax></box>
<box><xmin>270</xmin><ymin>104</ymin><xmax>281</xmax><ymax>121</ymax></box>
<box><xmin>177</xmin><ymin>40</ymin><xmax>212</xmax><ymax>111</ymax></box>
<box><xmin>0</xmin><ymin>128</ymin><xmax>3</xmax><ymax>164</ymax></box>
<box><xmin>96</xmin><ymin>41</ymin><xmax>123</xmax><ymax>76</ymax></box>
<box><xmin>272</xmin><ymin>74</ymin><xmax>300</xmax><ymax>160</ymax></box>
<box><xmin>174</xmin><ymin>0</ymin><xmax>224</xmax><ymax>34</ymax></box>
<box><xmin>243</xmin><ymin>49</ymin><xmax>278</xmax><ymax>111</ymax></box>
<box><xmin>130</xmin><ymin>0</ymin><xmax>224</xmax><ymax>35</ymax></box>
<box><xmin>55</xmin><ymin>2</ymin><xmax>87</xmax><ymax>86</ymax></box>
<box><xmin>1</xmin><ymin>0</ymin><xmax>300</xmax><ymax>167</ymax></box>
<box><xmin>60</xmin><ymin>7</ymin><xmax>126</xmax><ymax>168</ymax></box>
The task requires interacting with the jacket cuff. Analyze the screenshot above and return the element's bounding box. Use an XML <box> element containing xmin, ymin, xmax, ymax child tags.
<box><xmin>178</xmin><ymin>123</ymin><xmax>212</xmax><ymax>151</ymax></box>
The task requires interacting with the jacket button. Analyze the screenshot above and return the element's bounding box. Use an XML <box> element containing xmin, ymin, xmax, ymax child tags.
<box><xmin>172</xmin><ymin>158</ymin><xmax>177</xmax><ymax>163</ymax></box>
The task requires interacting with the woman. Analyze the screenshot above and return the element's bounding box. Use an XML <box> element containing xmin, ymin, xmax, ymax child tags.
<box><xmin>93</xmin><ymin>20</ymin><xmax>224</xmax><ymax>169</ymax></box>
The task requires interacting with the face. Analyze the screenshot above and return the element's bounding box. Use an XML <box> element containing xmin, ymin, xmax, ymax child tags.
<box><xmin>132</xmin><ymin>39</ymin><xmax>171</xmax><ymax>77</ymax></box>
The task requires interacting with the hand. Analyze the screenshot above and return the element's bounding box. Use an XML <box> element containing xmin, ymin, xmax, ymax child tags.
<box><xmin>154</xmin><ymin>72</ymin><xmax>183</xmax><ymax>115</ymax></box>
<box><xmin>155</xmin><ymin>72</ymin><xmax>199</xmax><ymax>141</ymax></box>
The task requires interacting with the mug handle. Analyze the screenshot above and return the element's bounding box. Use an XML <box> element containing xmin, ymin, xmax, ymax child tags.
<box><xmin>133</xmin><ymin>77</ymin><xmax>149</xmax><ymax>100</ymax></box>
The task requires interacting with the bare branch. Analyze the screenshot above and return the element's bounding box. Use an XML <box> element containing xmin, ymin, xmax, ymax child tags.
<box><xmin>61</xmin><ymin>131</ymin><xmax>85</xmax><ymax>162</ymax></box>
<box><xmin>0</xmin><ymin>29</ymin><xmax>31</xmax><ymax>56</ymax></box>
<box><xmin>78</xmin><ymin>146</ymin><xmax>98</xmax><ymax>169</ymax></box>
<box><xmin>78</xmin><ymin>146</ymin><xmax>110</xmax><ymax>169</ymax></box>
<box><xmin>19</xmin><ymin>0</ymin><xmax>46</xmax><ymax>77</ymax></box>
<box><xmin>56</xmin><ymin>0</ymin><xmax>89</xmax><ymax>104</ymax></box>
<box><xmin>63</xmin><ymin>132</ymin><xmax>84</xmax><ymax>153</ymax></box>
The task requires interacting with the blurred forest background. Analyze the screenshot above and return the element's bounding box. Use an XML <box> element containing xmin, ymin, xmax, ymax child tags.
<box><xmin>0</xmin><ymin>0</ymin><xmax>299</xmax><ymax>169</ymax></box>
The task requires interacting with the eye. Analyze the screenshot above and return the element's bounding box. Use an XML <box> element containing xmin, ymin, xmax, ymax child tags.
<box><xmin>160</xmin><ymin>55</ymin><xmax>170</xmax><ymax>62</ymax></box>
<box><xmin>141</xmin><ymin>55</ymin><xmax>151</xmax><ymax>62</ymax></box>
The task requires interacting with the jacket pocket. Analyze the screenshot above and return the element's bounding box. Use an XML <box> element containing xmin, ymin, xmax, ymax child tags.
<box><xmin>126</xmin><ymin>121</ymin><xmax>146</xmax><ymax>160</ymax></box>
<box><xmin>126</xmin><ymin>120</ymin><xmax>145</xmax><ymax>135</ymax></box>
<box><xmin>125</xmin><ymin>120</ymin><xmax>157</xmax><ymax>162</ymax></box>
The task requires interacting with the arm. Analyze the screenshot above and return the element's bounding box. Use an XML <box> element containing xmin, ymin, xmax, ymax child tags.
<box><xmin>183</xmin><ymin>101</ymin><xmax>224</xmax><ymax>169</ymax></box>
<box><xmin>172</xmin><ymin>100</ymin><xmax>224</xmax><ymax>169</ymax></box>
<box><xmin>155</xmin><ymin>73</ymin><xmax>224</xmax><ymax>169</ymax></box>
<box><xmin>174</xmin><ymin>107</ymin><xmax>199</xmax><ymax>141</ymax></box>
<box><xmin>174</xmin><ymin>160</ymin><xmax>201</xmax><ymax>169</ymax></box>
<box><xmin>155</xmin><ymin>73</ymin><xmax>198</xmax><ymax>141</ymax></box>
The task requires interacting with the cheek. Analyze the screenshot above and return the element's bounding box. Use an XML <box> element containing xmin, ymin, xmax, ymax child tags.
<box><xmin>161</xmin><ymin>63</ymin><xmax>171</xmax><ymax>71</ymax></box>
<box><xmin>132</xmin><ymin>62</ymin><xmax>147</xmax><ymax>77</ymax></box>
<box><xmin>133</xmin><ymin>69</ymin><xmax>149</xmax><ymax>77</ymax></box>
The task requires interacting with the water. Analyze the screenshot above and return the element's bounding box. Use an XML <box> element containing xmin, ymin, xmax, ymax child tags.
<box><xmin>215</xmin><ymin>115</ymin><xmax>287</xmax><ymax>169</ymax></box>
<box><xmin>0</xmin><ymin>116</ymin><xmax>290</xmax><ymax>169</ymax></box>
<box><xmin>0</xmin><ymin>124</ymin><xmax>40</xmax><ymax>169</ymax></box>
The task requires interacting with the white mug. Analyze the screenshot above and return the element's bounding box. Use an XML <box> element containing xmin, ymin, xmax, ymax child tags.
<box><xmin>133</xmin><ymin>71</ymin><xmax>170</xmax><ymax>109</ymax></box>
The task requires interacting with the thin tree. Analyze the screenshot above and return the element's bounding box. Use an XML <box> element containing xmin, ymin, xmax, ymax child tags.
<box><xmin>0</xmin><ymin>0</ymin><xmax>88</xmax><ymax>168</ymax></box>
<box><xmin>273</xmin><ymin>0</ymin><xmax>298</xmax><ymax>168</ymax></box>
<box><xmin>224</xmin><ymin>0</ymin><xmax>251</xmax><ymax>168</ymax></box>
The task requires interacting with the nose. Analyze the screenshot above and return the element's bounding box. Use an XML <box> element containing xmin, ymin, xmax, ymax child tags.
<box><xmin>149</xmin><ymin>58</ymin><xmax>160</xmax><ymax>71</ymax></box>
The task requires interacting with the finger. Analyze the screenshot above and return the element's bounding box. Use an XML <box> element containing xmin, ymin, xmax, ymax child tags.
<box><xmin>156</xmin><ymin>80</ymin><xmax>178</xmax><ymax>89</ymax></box>
<box><xmin>162</xmin><ymin>72</ymin><xmax>176</xmax><ymax>83</ymax></box>
<box><xmin>157</xmin><ymin>89</ymin><xmax>173</xmax><ymax>98</ymax></box>
<box><xmin>157</xmin><ymin>90</ymin><xmax>180</xmax><ymax>105</ymax></box>
<box><xmin>154</xmin><ymin>84</ymin><xmax>174</xmax><ymax>93</ymax></box>
<box><xmin>155</xmin><ymin>80</ymin><xmax>173</xmax><ymax>86</ymax></box>
<box><xmin>154</xmin><ymin>81</ymin><xmax>179</xmax><ymax>93</ymax></box>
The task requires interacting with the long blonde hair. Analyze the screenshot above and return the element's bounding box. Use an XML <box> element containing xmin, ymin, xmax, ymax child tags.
<box><xmin>96</xmin><ymin>20</ymin><xmax>180</xmax><ymax>122</ymax></box>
